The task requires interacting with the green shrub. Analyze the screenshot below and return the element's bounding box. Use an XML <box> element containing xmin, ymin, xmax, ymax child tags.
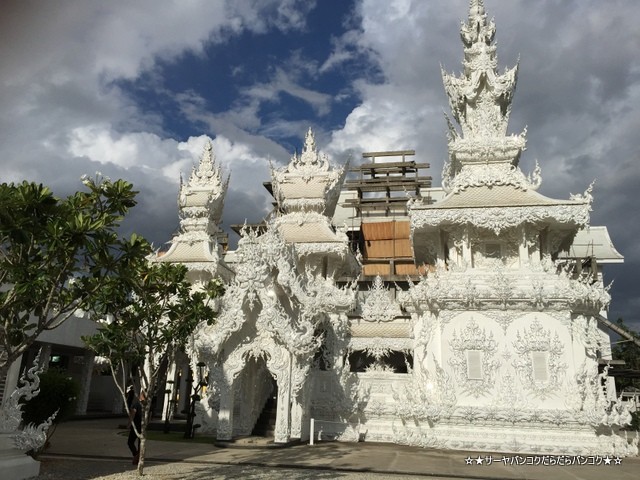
<box><xmin>21</xmin><ymin>367</ymin><xmax>80</xmax><ymax>452</ymax></box>
<box><xmin>630</xmin><ymin>411</ymin><xmax>640</xmax><ymax>431</ymax></box>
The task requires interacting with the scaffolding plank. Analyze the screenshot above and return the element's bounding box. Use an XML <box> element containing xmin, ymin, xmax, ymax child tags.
<box><xmin>362</xmin><ymin>150</ymin><xmax>415</xmax><ymax>158</ymax></box>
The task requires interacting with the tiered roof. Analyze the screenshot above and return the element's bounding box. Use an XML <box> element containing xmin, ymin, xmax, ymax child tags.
<box><xmin>155</xmin><ymin>141</ymin><xmax>232</xmax><ymax>279</ymax></box>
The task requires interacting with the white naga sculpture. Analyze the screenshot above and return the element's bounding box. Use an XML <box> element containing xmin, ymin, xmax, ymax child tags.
<box><xmin>0</xmin><ymin>352</ymin><xmax>57</xmax><ymax>479</ymax></box>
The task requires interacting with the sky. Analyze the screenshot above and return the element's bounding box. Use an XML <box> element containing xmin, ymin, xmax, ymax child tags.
<box><xmin>1</xmin><ymin>0</ymin><xmax>639</xmax><ymax>331</ymax></box>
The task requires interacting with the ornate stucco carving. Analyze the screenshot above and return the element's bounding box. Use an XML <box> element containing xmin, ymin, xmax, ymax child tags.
<box><xmin>411</xmin><ymin>203</ymin><xmax>591</xmax><ymax>236</ymax></box>
<box><xmin>401</xmin><ymin>263</ymin><xmax>611</xmax><ymax>314</ymax></box>
<box><xmin>448</xmin><ymin>319</ymin><xmax>500</xmax><ymax>398</ymax></box>
<box><xmin>441</xmin><ymin>0</ymin><xmax>524</xmax><ymax>184</ymax></box>
<box><xmin>512</xmin><ymin>320</ymin><xmax>566</xmax><ymax>399</ymax></box>
<box><xmin>388</xmin><ymin>0</ymin><xmax>634</xmax><ymax>455</ymax></box>
<box><xmin>360</xmin><ymin>276</ymin><xmax>402</xmax><ymax>323</ymax></box>
<box><xmin>185</xmin><ymin>1</ymin><xmax>634</xmax><ymax>457</ymax></box>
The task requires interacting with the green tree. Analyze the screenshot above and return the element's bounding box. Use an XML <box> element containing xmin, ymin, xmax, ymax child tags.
<box><xmin>83</xmin><ymin>250</ymin><xmax>222</xmax><ymax>476</ymax></box>
<box><xmin>611</xmin><ymin>319</ymin><xmax>640</xmax><ymax>430</ymax></box>
<box><xmin>0</xmin><ymin>176</ymin><xmax>143</xmax><ymax>383</ymax></box>
<box><xmin>611</xmin><ymin>318</ymin><xmax>640</xmax><ymax>390</ymax></box>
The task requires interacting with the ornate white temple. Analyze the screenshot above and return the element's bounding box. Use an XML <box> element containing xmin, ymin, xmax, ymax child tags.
<box><xmin>158</xmin><ymin>0</ymin><xmax>637</xmax><ymax>456</ymax></box>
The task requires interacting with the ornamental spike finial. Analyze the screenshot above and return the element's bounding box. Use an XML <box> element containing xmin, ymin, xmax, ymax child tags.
<box><xmin>303</xmin><ymin>127</ymin><xmax>316</xmax><ymax>159</ymax></box>
<box><xmin>441</xmin><ymin>0</ymin><xmax>527</xmax><ymax>189</ymax></box>
<box><xmin>469</xmin><ymin>0</ymin><xmax>485</xmax><ymax>15</ymax></box>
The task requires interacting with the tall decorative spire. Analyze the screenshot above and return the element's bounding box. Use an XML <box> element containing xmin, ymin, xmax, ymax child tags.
<box><xmin>189</xmin><ymin>141</ymin><xmax>223</xmax><ymax>187</ymax></box>
<box><xmin>442</xmin><ymin>0</ymin><xmax>527</xmax><ymax>192</ymax></box>
<box><xmin>178</xmin><ymin>140</ymin><xmax>229</xmax><ymax>233</ymax></box>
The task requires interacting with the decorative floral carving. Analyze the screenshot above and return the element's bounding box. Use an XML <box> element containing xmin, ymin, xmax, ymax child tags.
<box><xmin>392</xmin><ymin>357</ymin><xmax>457</xmax><ymax>423</ymax></box>
<box><xmin>411</xmin><ymin>203</ymin><xmax>591</xmax><ymax>236</ymax></box>
<box><xmin>349</xmin><ymin>337</ymin><xmax>412</xmax><ymax>361</ymax></box>
<box><xmin>360</xmin><ymin>276</ymin><xmax>402</xmax><ymax>323</ymax></box>
<box><xmin>449</xmin><ymin>319</ymin><xmax>500</xmax><ymax>397</ymax></box>
<box><xmin>512</xmin><ymin>320</ymin><xmax>566</xmax><ymax>399</ymax></box>
<box><xmin>401</xmin><ymin>263</ymin><xmax>611</xmax><ymax>314</ymax></box>
<box><xmin>270</xmin><ymin>128</ymin><xmax>347</xmax><ymax>216</ymax></box>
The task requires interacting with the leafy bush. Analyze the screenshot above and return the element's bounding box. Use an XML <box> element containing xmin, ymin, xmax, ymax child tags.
<box><xmin>22</xmin><ymin>367</ymin><xmax>80</xmax><ymax>430</ymax></box>
<box><xmin>630</xmin><ymin>411</ymin><xmax>640</xmax><ymax>431</ymax></box>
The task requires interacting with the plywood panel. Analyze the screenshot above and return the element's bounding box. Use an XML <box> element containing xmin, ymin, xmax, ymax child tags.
<box><xmin>395</xmin><ymin>263</ymin><xmax>431</xmax><ymax>276</ymax></box>
<box><xmin>363</xmin><ymin>263</ymin><xmax>391</xmax><ymax>276</ymax></box>
<box><xmin>393</xmin><ymin>238</ymin><xmax>413</xmax><ymax>258</ymax></box>
<box><xmin>394</xmin><ymin>221</ymin><xmax>411</xmax><ymax>238</ymax></box>
<box><xmin>364</xmin><ymin>240</ymin><xmax>395</xmax><ymax>258</ymax></box>
<box><xmin>362</xmin><ymin>221</ymin><xmax>394</xmax><ymax>240</ymax></box>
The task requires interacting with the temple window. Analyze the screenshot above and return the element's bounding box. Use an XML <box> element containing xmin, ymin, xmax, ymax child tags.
<box><xmin>466</xmin><ymin>350</ymin><xmax>483</xmax><ymax>380</ymax></box>
<box><xmin>531</xmin><ymin>351</ymin><xmax>549</xmax><ymax>382</ymax></box>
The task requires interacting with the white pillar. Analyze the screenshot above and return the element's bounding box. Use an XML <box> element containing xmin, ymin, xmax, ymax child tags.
<box><xmin>216</xmin><ymin>376</ymin><xmax>235</xmax><ymax>441</ymax></box>
<box><xmin>75</xmin><ymin>352</ymin><xmax>95</xmax><ymax>415</ymax></box>
<box><xmin>462</xmin><ymin>227</ymin><xmax>472</xmax><ymax>266</ymax></box>
<box><xmin>518</xmin><ymin>225</ymin><xmax>530</xmax><ymax>268</ymax></box>
<box><xmin>292</xmin><ymin>383</ymin><xmax>311</xmax><ymax>441</ymax></box>
<box><xmin>290</xmin><ymin>394</ymin><xmax>303</xmax><ymax>439</ymax></box>
<box><xmin>38</xmin><ymin>344</ymin><xmax>52</xmax><ymax>371</ymax></box>
<box><xmin>178</xmin><ymin>362</ymin><xmax>191</xmax><ymax>414</ymax></box>
<box><xmin>1</xmin><ymin>358</ymin><xmax>22</xmax><ymax>407</ymax></box>
<box><xmin>161</xmin><ymin>361</ymin><xmax>178</xmax><ymax>421</ymax></box>
<box><xmin>274</xmin><ymin>356</ymin><xmax>292</xmax><ymax>444</ymax></box>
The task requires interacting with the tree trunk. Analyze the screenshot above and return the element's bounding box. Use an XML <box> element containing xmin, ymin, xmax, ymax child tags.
<box><xmin>136</xmin><ymin>426</ymin><xmax>146</xmax><ymax>475</ymax></box>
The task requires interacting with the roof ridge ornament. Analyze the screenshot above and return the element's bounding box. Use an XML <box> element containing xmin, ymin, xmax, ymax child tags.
<box><xmin>189</xmin><ymin>141</ymin><xmax>223</xmax><ymax>187</ymax></box>
<box><xmin>284</xmin><ymin>127</ymin><xmax>330</xmax><ymax>182</ymax></box>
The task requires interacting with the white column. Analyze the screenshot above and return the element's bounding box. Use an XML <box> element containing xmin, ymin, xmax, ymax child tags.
<box><xmin>75</xmin><ymin>352</ymin><xmax>95</xmax><ymax>415</ymax></box>
<box><xmin>518</xmin><ymin>225</ymin><xmax>529</xmax><ymax>268</ymax></box>
<box><xmin>38</xmin><ymin>344</ymin><xmax>52</xmax><ymax>371</ymax></box>
<box><xmin>292</xmin><ymin>383</ymin><xmax>312</xmax><ymax>441</ymax></box>
<box><xmin>274</xmin><ymin>356</ymin><xmax>292</xmax><ymax>444</ymax></box>
<box><xmin>462</xmin><ymin>227</ymin><xmax>472</xmax><ymax>266</ymax></box>
<box><xmin>290</xmin><ymin>393</ymin><xmax>303</xmax><ymax>439</ymax></box>
<box><xmin>216</xmin><ymin>374</ymin><xmax>235</xmax><ymax>441</ymax></box>
<box><xmin>1</xmin><ymin>358</ymin><xmax>22</xmax><ymax>407</ymax></box>
<box><xmin>178</xmin><ymin>361</ymin><xmax>191</xmax><ymax>414</ymax></box>
<box><xmin>161</xmin><ymin>361</ymin><xmax>178</xmax><ymax>421</ymax></box>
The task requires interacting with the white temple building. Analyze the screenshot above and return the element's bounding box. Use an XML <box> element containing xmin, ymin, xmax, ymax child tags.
<box><xmin>155</xmin><ymin>0</ymin><xmax>637</xmax><ymax>456</ymax></box>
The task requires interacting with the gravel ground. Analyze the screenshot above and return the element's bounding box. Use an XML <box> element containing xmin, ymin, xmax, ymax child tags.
<box><xmin>37</xmin><ymin>457</ymin><xmax>435</xmax><ymax>480</ymax></box>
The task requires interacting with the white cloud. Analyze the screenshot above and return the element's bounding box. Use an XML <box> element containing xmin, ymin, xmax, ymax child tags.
<box><xmin>2</xmin><ymin>0</ymin><xmax>640</xmax><ymax>328</ymax></box>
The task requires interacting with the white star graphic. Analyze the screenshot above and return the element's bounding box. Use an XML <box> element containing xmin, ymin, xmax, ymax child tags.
<box><xmin>465</xmin><ymin>456</ymin><xmax>473</xmax><ymax>465</ymax></box>
<box><xmin>614</xmin><ymin>456</ymin><xmax>622</xmax><ymax>465</ymax></box>
<box><xmin>603</xmin><ymin>455</ymin><xmax>612</xmax><ymax>465</ymax></box>
<box><xmin>475</xmin><ymin>455</ymin><xmax>484</xmax><ymax>465</ymax></box>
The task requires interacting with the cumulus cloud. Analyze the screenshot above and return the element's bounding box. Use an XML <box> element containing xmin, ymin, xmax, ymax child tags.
<box><xmin>2</xmin><ymin>0</ymin><xmax>639</xmax><ymax>329</ymax></box>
